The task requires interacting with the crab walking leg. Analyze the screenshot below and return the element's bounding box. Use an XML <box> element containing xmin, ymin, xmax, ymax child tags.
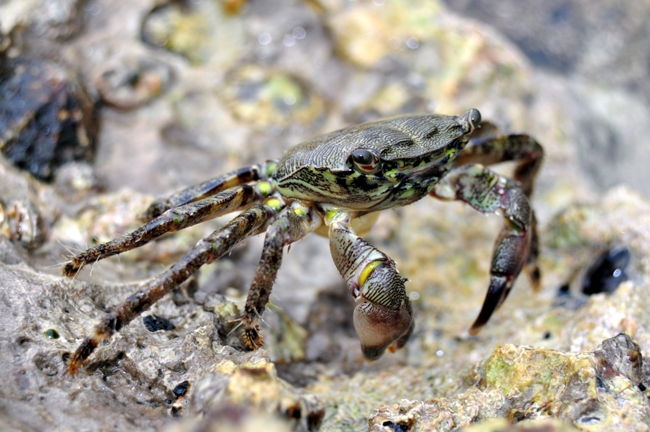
<box><xmin>67</xmin><ymin>203</ymin><xmax>276</xmax><ymax>376</ymax></box>
<box><xmin>145</xmin><ymin>161</ymin><xmax>278</xmax><ymax>219</ymax></box>
<box><xmin>431</xmin><ymin>164</ymin><xmax>534</xmax><ymax>335</ymax></box>
<box><xmin>327</xmin><ymin>211</ymin><xmax>414</xmax><ymax>360</ymax></box>
<box><xmin>63</xmin><ymin>182</ymin><xmax>273</xmax><ymax>276</ymax></box>
<box><xmin>241</xmin><ymin>200</ymin><xmax>322</xmax><ymax>349</ymax></box>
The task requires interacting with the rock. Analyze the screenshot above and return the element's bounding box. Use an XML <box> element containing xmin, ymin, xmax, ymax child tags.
<box><xmin>141</xmin><ymin>0</ymin><xmax>245</xmax><ymax>68</ymax></box>
<box><xmin>0</xmin><ymin>235</ymin><xmax>322</xmax><ymax>430</ymax></box>
<box><xmin>93</xmin><ymin>51</ymin><xmax>175</xmax><ymax>111</ymax></box>
<box><xmin>0</xmin><ymin>56</ymin><xmax>98</xmax><ymax>181</ymax></box>
<box><xmin>368</xmin><ymin>334</ymin><xmax>650</xmax><ymax>430</ymax></box>
<box><xmin>0</xmin><ymin>0</ymin><xmax>85</xmax><ymax>42</ymax></box>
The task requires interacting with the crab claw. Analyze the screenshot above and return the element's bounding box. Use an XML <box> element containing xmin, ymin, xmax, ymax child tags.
<box><xmin>352</xmin><ymin>260</ymin><xmax>414</xmax><ymax>360</ymax></box>
<box><xmin>329</xmin><ymin>217</ymin><xmax>414</xmax><ymax>360</ymax></box>
<box><xmin>468</xmin><ymin>187</ymin><xmax>533</xmax><ymax>335</ymax></box>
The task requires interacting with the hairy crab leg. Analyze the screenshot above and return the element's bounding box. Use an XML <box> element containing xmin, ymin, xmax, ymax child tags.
<box><xmin>455</xmin><ymin>133</ymin><xmax>543</xmax><ymax>290</ymax></box>
<box><xmin>144</xmin><ymin>161</ymin><xmax>278</xmax><ymax>219</ymax></box>
<box><xmin>240</xmin><ymin>200</ymin><xmax>322</xmax><ymax>349</ymax></box>
<box><xmin>67</xmin><ymin>202</ymin><xmax>277</xmax><ymax>376</ymax></box>
<box><xmin>63</xmin><ymin>182</ymin><xmax>273</xmax><ymax>276</ymax></box>
<box><xmin>327</xmin><ymin>210</ymin><xmax>413</xmax><ymax>361</ymax></box>
<box><xmin>431</xmin><ymin>163</ymin><xmax>534</xmax><ymax>335</ymax></box>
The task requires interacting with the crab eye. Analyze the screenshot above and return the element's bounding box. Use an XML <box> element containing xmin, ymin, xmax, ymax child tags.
<box><xmin>350</xmin><ymin>149</ymin><xmax>380</xmax><ymax>174</ymax></box>
<box><xmin>466</xmin><ymin>108</ymin><xmax>482</xmax><ymax>129</ymax></box>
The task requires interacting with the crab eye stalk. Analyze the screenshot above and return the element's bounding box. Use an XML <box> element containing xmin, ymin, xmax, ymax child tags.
<box><xmin>350</xmin><ymin>149</ymin><xmax>380</xmax><ymax>174</ymax></box>
<box><xmin>465</xmin><ymin>108</ymin><xmax>482</xmax><ymax>130</ymax></box>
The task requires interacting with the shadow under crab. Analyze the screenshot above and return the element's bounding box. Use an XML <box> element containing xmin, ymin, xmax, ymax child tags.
<box><xmin>62</xmin><ymin>109</ymin><xmax>543</xmax><ymax>375</ymax></box>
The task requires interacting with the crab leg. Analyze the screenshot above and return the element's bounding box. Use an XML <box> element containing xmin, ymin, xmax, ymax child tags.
<box><xmin>67</xmin><ymin>202</ymin><xmax>276</xmax><ymax>376</ymax></box>
<box><xmin>144</xmin><ymin>161</ymin><xmax>278</xmax><ymax>219</ymax></box>
<box><xmin>456</xmin><ymin>134</ymin><xmax>543</xmax><ymax>196</ymax></box>
<box><xmin>63</xmin><ymin>182</ymin><xmax>273</xmax><ymax>276</ymax></box>
<box><xmin>327</xmin><ymin>210</ymin><xmax>414</xmax><ymax>360</ymax></box>
<box><xmin>240</xmin><ymin>200</ymin><xmax>322</xmax><ymax>349</ymax></box>
<box><xmin>431</xmin><ymin>163</ymin><xmax>534</xmax><ymax>335</ymax></box>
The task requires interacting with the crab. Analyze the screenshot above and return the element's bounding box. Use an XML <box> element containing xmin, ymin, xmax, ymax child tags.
<box><xmin>62</xmin><ymin>109</ymin><xmax>543</xmax><ymax>375</ymax></box>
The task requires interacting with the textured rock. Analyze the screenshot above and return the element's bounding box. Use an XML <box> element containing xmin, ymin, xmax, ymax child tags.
<box><xmin>368</xmin><ymin>334</ymin><xmax>650</xmax><ymax>430</ymax></box>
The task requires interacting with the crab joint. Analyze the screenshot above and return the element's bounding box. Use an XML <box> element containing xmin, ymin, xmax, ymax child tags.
<box><xmin>264</xmin><ymin>196</ymin><xmax>285</xmax><ymax>212</ymax></box>
<box><xmin>256</xmin><ymin>181</ymin><xmax>273</xmax><ymax>198</ymax></box>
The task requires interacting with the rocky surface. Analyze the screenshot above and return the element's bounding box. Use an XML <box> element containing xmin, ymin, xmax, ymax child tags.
<box><xmin>1</xmin><ymin>0</ymin><xmax>649</xmax><ymax>431</ymax></box>
<box><xmin>0</xmin><ymin>56</ymin><xmax>98</xmax><ymax>181</ymax></box>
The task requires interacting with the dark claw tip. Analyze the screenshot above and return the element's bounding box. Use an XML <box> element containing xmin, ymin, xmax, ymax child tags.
<box><xmin>361</xmin><ymin>344</ymin><xmax>388</xmax><ymax>361</ymax></box>
<box><xmin>468</xmin><ymin>323</ymin><xmax>484</xmax><ymax>336</ymax></box>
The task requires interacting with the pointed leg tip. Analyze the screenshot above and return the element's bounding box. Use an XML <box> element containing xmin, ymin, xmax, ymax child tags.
<box><xmin>66</xmin><ymin>351</ymin><xmax>85</xmax><ymax>377</ymax></box>
<box><xmin>468</xmin><ymin>325</ymin><xmax>482</xmax><ymax>336</ymax></box>
<box><xmin>62</xmin><ymin>259</ymin><xmax>84</xmax><ymax>277</ymax></box>
<box><xmin>62</xmin><ymin>263</ymin><xmax>78</xmax><ymax>277</ymax></box>
<box><xmin>67</xmin><ymin>362</ymin><xmax>79</xmax><ymax>377</ymax></box>
<box><xmin>243</xmin><ymin>326</ymin><xmax>264</xmax><ymax>350</ymax></box>
<box><xmin>67</xmin><ymin>338</ymin><xmax>97</xmax><ymax>377</ymax></box>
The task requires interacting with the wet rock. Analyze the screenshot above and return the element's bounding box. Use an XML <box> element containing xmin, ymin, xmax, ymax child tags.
<box><xmin>458</xmin><ymin>418</ymin><xmax>579</xmax><ymax>432</ymax></box>
<box><xmin>144</xmin><ymin>314</ymin><xmax>176</xmax><ymax>332</ymax></box>
<box><xmin>369</xmin><ymin>335</ymin><xmax>650</xmax><ymax>430</ymax></box>
<box><xmin>0</xmin><ymin>232</ymin><xmax>323</xmax><ymax>429</ymax></box>
<box><xmin>93</xmin><ymin>52</ymin><xmax>175</xmax><ymax>110</ymax></box>
<box><xmin>161</xmin><ymin>88</ymin><xmax>248</xmax><ymax>157</ymax></box>
<box><xmin>581</xmin><ymin>247</ymin><xmax>630</xmax><ymax>296</ymax></box>
<box><xmin>186</xmin><ymin>358</ymin><xmax>325</xmax><ymax>431</ymax></box>
<box><xmin>141</xmin><ymin>0</ymin><xmax>245</xmax><ymax>68</ymax></box>
<box><xmin>0</xmin><ymin>0</ymin><xmax>84</xmax><ymax>42</ymax></box>
<box><xmin>0</xmin><ymin>56</ymin><xmax>98</xmax><ymax>181</ymax></box>
<box><xmin>593</xmin><ymin>333</ymin><xmax>646</xmax><ymax>390</ymax></box>
<box><xmin>304</xmin><ymin>182</ymin><xmax>650</xmax><ymax>430</ymax></box>
<box><xmin>444</xmin><ymin>0</ymin><xmax>650</xmax><ymax>104</ymax></box>
<box><xmin>325</xmin><ymin>0</ymin><xmax>443</xmax><ymax>70</ymax></box>
<box><xmin>173</xmin><ymin>380</ymin><xmax>190</xmax><ymax>398</ymax></box>
<box><xmin>52</xmin><ymin>161</ymin><xmax>100</xmax><ymax>199</ymax></box>
<box><xmin>28</xmin><ymin>0</ymin><xmax>86</xmax><ymax>40</ymax></box>
<box><xmin>324</xmin><ymin>0</ymin><xmax>534</xmax><ymax>128</ymax></box>
<box><xmin>164</xmin><ymin>404</ymin><xmax>295</xmax><ymax>432</ymax></box>
<box><xmin>0</xmin><ymin>198</ymin><xmax>46</xmax><ymax>250</ymax></box>
<box><xmin>217</xmin><ymin>64</ymin><xmax>328</xmax><ymax>133</ymax></box>
<box><xmin>264</xmin><ymin>304</ymin><xmax>309</xmax><ymax>364</ymax></box>
<box><xmin>0</xmin><ymin>157</ymin><xmax>50</xmax><ymax>251</ymax></box>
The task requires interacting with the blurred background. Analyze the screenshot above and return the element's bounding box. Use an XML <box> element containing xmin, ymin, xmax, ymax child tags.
<box><xmin>2</xmin><ymin>0</ymin><xmax>650</xmax><ymax>200</ymax></box>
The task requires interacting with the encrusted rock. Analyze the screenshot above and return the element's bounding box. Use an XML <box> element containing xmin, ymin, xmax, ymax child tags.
<box><xmin>369</xmin><ymin>334</ymin><xmax>650</xmax><ymax>430</ymax></box>
<box><xmin>0</xmin><ymin>56</ymin><xmax>98</xmax><ymax>181</ymax></box>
